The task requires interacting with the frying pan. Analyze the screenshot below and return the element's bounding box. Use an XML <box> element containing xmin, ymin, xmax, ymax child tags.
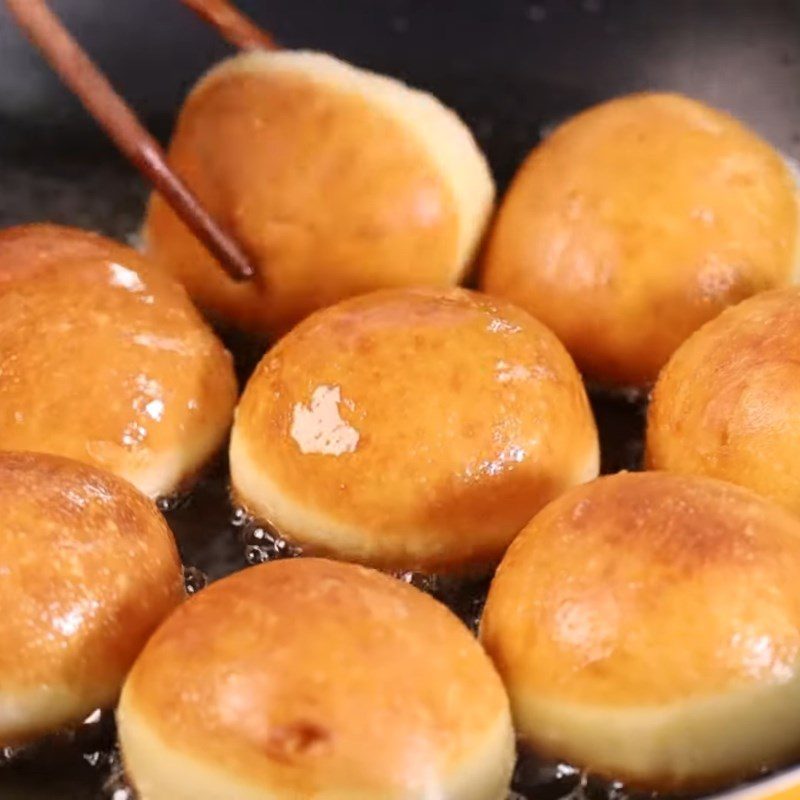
<box><xmin>0</xmin><ymin>1</ymin><xmax>798</xmax><ymax>797</ymax></box>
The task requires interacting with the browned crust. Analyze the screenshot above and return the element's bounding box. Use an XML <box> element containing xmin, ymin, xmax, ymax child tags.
<box><xmin>647</xmin><ymin>287</ymin><xmax>800</xmax><ymax>515</ymax></box>
<box><xmin>120</xmin><ymin>558</ymin><xmax>512</xmax><ymax>795</ymax></box>
<box><xmin>230</xmin><ymin>287</ymin><xmax>598</xmax><ymax>573</ymax></box>
<box><xmin>481</xmin><ymin>92</ymin><xmax>799</xmax><ymax>387</ymax></box>
<box><xmin>0</xmin><ymin>224</ymin><xmax>237</xmax><ymax>497</ymax></box>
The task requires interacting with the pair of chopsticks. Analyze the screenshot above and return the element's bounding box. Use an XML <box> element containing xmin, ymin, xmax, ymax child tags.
<box><xmin>4</xmin><ymin>0</ymin><xmax>278</xmax><ymax>283</ymax></box>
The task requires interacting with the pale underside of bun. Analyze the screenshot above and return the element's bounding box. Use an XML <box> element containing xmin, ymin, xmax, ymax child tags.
<box><xmin>230</xmin><ymin>427</ymin><xmax>599</xmax><ymax>574</ymax></box>
<box><xmin>118</xmin><ymin>701</ymin><xmax>513</xmax><ymax>800</ymax></box>
<box><xmin>0</xmin><ymin>686</ymin><xmax>111</xmax><ymax>748</ymax></box>
<box><xmin>513</xmin><ymin>670</ymin><xmax>800</xmax><ymax>793</ymax></box>
<box><xmin>92</xmin><ymin>430</ymin><xmax>227</xmax><ymax>500</ymax></box>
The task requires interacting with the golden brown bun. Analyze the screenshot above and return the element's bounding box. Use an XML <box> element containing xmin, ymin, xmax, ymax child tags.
<box><xmin>0</xmin><ymin>224</ymin><xmax>237</xmax><ymax>498</ymax></box>
<box><xmin>0</xmin><ymin>451</ymin><xmax>183</xmax><ymax>747</ymax></box>
<box><xmin>118</xmin><ymin>557</ymin><xmax>514</xmax><ymax>800</ymax></box>
<box><xmin>143</xmin><ymin>49</ymin><xmax>494</xmax><ymax>336</ymax></box>
<box><xmin>229</xmin><ymin>287</ymin><xmax>599</xmax><ymax>574</ymax></box>
<box><xmin>647</xmin><ymin>287</ymin><xmax>800</xmax><ymax>514</ymax></box>
<box><xmin>481</xmin><ymin>471</ymin><xmax>800</xmax><ymax>793</ymax></box>
<box><xmin>481</xmin><ymin>92</ymin><xmax>800</xmax><ymax>388</ymax></box>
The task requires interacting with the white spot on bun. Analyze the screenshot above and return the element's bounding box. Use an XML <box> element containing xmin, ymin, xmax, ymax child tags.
<box><xmin>487</xmin><ymin>318</ymin><xmax>522</xmax><ymax>334</ymax></box>
<box><xmin>290</xmin><ymin>385</ymin><xmax>360</xmax><ymax>456</ymax></box>
<box><xmin>107</xmin><ymin>262</ymin><xmax>146</xmax><ymax>292</ymax></box>
<box><xmin>496</xmin><ymin>360</ymin><xmax>532</xmax><ymax>383</ymax></box>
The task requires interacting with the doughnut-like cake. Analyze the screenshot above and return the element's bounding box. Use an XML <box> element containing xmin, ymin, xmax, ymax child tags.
<box><xmin>481</xmin><ymin>471</ymin><xmax>800</xmax><ymax>792</ymax></box>
<box><xmin>118</xmin><ymin>557</ymin><xmax>514</xmax><ymax>800</ymax></box>
<box><xmin>144</xmin><ymin>49</ymin><xmax>494</xmax><ymax>336</ymax></box>
<box><xmin>0</xmin><ymin>224</ymin><xmax>237</xmax><ymax>498</ymax></box>
<box><xmin>230</xmin><ymin>287</ymin><xmax>599</xmax><ymax>574</ymax></box>
<box><xmin>647</xmin><ymin>287</ymin><xmax>800</xmax><ymax>514</ymax></box>
<box><xmin>481</xmin><ymin>92</ymin><xmax>800</xmax><ymax>388</ymax></box>
<box><xmin>0</xmin><ymin>451</ymin><xmax>183</xmax><ymax>746</ymax></box>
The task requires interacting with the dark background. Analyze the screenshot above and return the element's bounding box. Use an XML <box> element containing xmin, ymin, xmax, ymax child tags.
<box><xmin>1</xmin><ymin>0</ymin><xmax>799</xmax><ymax>210</ymax></box>
<box><xmin>0</xmin><ymin>2</ymin><xmax>798</xmax><ymax>797</ymax></box>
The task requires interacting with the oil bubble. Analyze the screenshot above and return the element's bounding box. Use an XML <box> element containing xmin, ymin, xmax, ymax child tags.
<box><xmin>101</xmin><ymin>747</ymin><xmax>137</xmax><ymax>799</ymax></box>
<box><xmin>392</xmin><ymin>571</ymin><xmax>490</xmax><ymax>633</ymax></box>
<box><xmin>156</xmin><ymin>489</ymin><xmax>192</xmax><ymax>514</ymax></box>
<box><xmin>183</xmin><ymin>565</ymin><xmax>208</xmax><ymax>595</ymax></box>
<box><xmin>234</xmin><ymin>507</ymin><xmax>302</xmax><ymax>565</ymax></box>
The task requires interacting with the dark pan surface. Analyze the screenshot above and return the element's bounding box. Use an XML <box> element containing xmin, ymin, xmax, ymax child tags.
<box><xmin>0</xmin><ymin>1</ymin><xmax>799</xmax><ymax>797</ymax></box>
<box><xmin>2</xmin><ymin>0</ymin><xmax>800</xmax><ymax>186</ymax></box>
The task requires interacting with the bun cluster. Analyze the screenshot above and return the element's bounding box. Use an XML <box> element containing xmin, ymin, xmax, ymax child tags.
<box><xmin>6</xmin><ymin>35</ymin><xmax>800</xmax><ymax>800</ymax></box>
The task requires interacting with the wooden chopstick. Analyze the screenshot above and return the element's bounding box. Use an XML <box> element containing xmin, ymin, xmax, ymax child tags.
<box><xmin>4</xmin><ymin>0</ymin><xmax>256</xmax><ymax>282</ymax></box>
<box><xmin>178</xmin><ymin>0</ymin><xmax>278</xmax><ymax>51</ymax></box>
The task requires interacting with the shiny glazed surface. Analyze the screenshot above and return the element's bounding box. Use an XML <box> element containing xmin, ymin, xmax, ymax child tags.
<box><xmin>119</xmin><ymin>558</ymin><xmax>514</xmax><ymax>799</ymax></box>
<box><xmin>0</xmin><ymin>224</ymin><xmax>238</xmax><ymax>498</ymax></box>
<box><xmin>0</xmin><ymin>452</ymin><xmax>183</xmax><ymax>746</ymax></box>
<box><xmin>647</xmin><ymin>288</ymin><xmax>800</xmax><ymax>515</ymax></box>
<box><xmin>483</xmin><ymin>472</ymin><xmax>800</xmax><ymax>704</ymax></box>
<box><xmin>144</xmin><ymin>50</ymin><xmax>491</xmax><ymax>337</ymax></box>
<box><xmin>230</xmin><ymin>287</ymin><xmax>599</xmax><ymax>573</ymax></box>
<box><xmin>481</xmin><ymin>92</ymin><xmax>799</xmax><ymax>387</ymax></box>
<box><xmin>481</xmin><ymin>472</ymin><xmax>800</xmax><ymax>789</ymax></box>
